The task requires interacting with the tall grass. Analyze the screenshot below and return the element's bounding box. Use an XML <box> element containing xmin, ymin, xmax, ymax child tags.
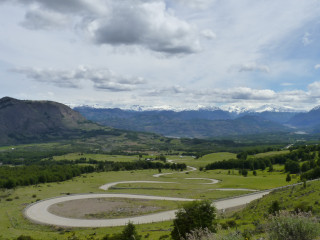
<box><xmin>267</xmin><ymin>211</ymin><xmax>320</xmax><ymax>240</ymax></box>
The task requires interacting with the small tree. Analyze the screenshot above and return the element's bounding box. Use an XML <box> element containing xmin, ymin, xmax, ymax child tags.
<box><xmin>286</xmin><ymin>173</ymin><xmax>291</xmax><ymax>182</ymax></box>
<box><xmin>171</xmin><ymin>200</ymin><xmax>216</xmax><ymax>240</ymax></box>
<box><xmin>17</xmin><ymin>236</ymin><xmax>35</xmax><ymax>240</ymax></box>
<box><xmin>121</xmin><ymin>222</ymin><xmax>141</xmax><ymax>240</ymax></box>
<box><xmin>268</xmin><ymin>200</ymin><xmax>281</xmax><ymax>215</ymax></box>
<box><xmin>236</xmin><ymin>152</ymin><xmax>248</xmax><ymax>160</ymax></box>
<box><xmin>242</xmin><ymin>169</ymin><xmax>248</xmax><ymax>177</ymax></box>
<box><xmin>103</xmin><ymin>222</ymin><xmax>141</xmax><ymax>240</ymax></box>
<box><xmin>268</xmin><ymin>163</ymin><xmax>274</xmax><ymax>172</ymax></box>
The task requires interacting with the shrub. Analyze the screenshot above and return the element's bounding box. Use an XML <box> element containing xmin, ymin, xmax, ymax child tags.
<box><xmin>268</xmin><ymin>200</ymin><xmax>281</xmax><ymax>215</ymax></box>
<box><xmin>267</xmin><ymin>211</ymin><xmax>320</xmax><ymax>240</ymax></box>
<box><xmin>226</xmin><ymin>220</ymin><xmax>237</xmax><ymax>228</ymax></box>
<box><xmin>294</xmin><ymin>202</ymin><xmax>312</xmax><ymax>213</ymax></box>
<box><xmin>182</xmin><ymin>228</ymin><xmax>242</xmax><ymax>240</ymax></box>
<box><xmin>102</xmin><ymin>222</ymin><xmax>141</xmax><ymax>240</ymax></box>
<box><xmin>286</xmin><ymin>173</ymin><xmax>291</xmax><ymax>182</ymax></box>
<box><xmin>171</xmin><ymin>200</ymin><xmax>216</xmax><ymax>240</ymax></box>
<box><xmin>17</xmin><ymin>236</ymin><xmax>35</xmax><ymax>240</ymax></box>
<box><xmin>242</xmin><ymin>169</ymin><xmax>248</xmax><ymax>177</ymax></box>
<box><xmin>121</xmin><ymin>222</ymin><xmax>141</xmax><ymax>240</ymax></box>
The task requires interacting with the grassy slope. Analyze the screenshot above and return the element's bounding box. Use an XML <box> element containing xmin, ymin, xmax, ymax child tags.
<box><xmin>222</xmin><ymin>180</ymin><xmax>320</xmax><ymax>236</ymax></box>
<box><xmin>168</xmin><ymin>152</ymin><xmax>237</xmax><ymax>168</ymax></box>
<box><xmin>252</xmin><ymin>150</ymin><xmax>290</xmax><ymax>158</ymax></box>
<box><xmin>51</xmin><ymin>153</ymin><xmax>139</xmax><ymax>162</ymax></box>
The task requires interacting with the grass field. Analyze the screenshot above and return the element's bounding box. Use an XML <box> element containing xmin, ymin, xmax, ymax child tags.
<box><xmin>252</xmin><ymin>150</ymin><xmax>290</xmax><ymax>158</ymax></box>
<box><xmin>51</xmin><ymin>153</ymin><xmax>139</xmax><ymax>162</ymax></box>
<box><xmin>168</xmin><ymin>152</ymin><xmax>236</xmax><ymax>168</ymax></box>
<box><xmin>0</xmin><ymin>148</ymin><xmax>306</xmax><ymax>240</ymax></box>
<box><xmin>0</xmin><ymin>170</ymin><xmax>177</xmax><ymax>240</ymax></box>
<box><xmin>0</xmin><ymin>160</ymin><xmax>296</xmax><ymax>240</ymax></box>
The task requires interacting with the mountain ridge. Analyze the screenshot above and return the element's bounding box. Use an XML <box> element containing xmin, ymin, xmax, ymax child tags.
<box><xmin>0</xmin><ymin>97</ymin><xmax>101</xmax><ymax>145</ymax></box>
<box><xmin>74</xmin><ymin>106</ymin><xmax>291</xmax><ymax>138</ymax></box>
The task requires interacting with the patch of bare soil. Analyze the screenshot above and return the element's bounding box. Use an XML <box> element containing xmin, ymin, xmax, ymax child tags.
<box><xmin>48</xmin><ymin>198</ymin><xmax>166</xmax><ymax>219</ymax></box>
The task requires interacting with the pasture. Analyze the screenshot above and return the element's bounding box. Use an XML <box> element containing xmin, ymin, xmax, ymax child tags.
<box><xmin>0</xmin><ymin>154</ymin><xmax>293</xmax><ymax>240</ymax></box>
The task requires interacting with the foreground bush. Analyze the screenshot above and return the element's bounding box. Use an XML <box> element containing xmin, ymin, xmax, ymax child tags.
<box><xmin>182</xmin><ymin>228</ymin><xmax>242</xmax><ymax>240</ymax></box>
<box><xmin>102</xmin><ymin>222</ymin><xmax>141</xmax><ymax>240</ymax></box>
<box><xmin>171</xmin><ymin>200</ymin><xmax>216</xmax><ymax>240</ymax></box>
<box><xmin>267</xmin><ymin>210</ymin><xmax>320</xmax><ymax>240</ymax></box>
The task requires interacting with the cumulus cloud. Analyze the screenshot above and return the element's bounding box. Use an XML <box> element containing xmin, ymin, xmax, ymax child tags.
<box><xmin>12</xmin><ymin>66</ymin><xmax>146</xmax><ymax>92</ymax></box>
<box><xmin>281</xmin><ymin>82</ymin><xmax>294</xmax><ymax>86</ymax></box>
<box><xmin>3</xmin><ymin>0</ymin><xmax>202</xmax><ymax>55</ymax></box>
<box><xmin>175</xmin><ymin>0</ymin><xmax>215</xmax><ymax>9</ymax></box>
<box><xmin>227</xmin><ymin>88</ymin><xmax>275</xmax><ymax>100</ymax></box>
<box><xmin>85</xmin><ymin>1</ymin><xmax>201</xmax><ymax>54</ymax></box>
<box><xmin>21</xmin><ymin>8</ymin><xmax>70</xmax><ymax>30</ymax></box>
<box><xmin>238</xmin><ymin>63</ymin><xmax>270</xmax><ymax>73</ymax></box>
<box><xmin>302</xmin><ymin>32</ymin><xmax>312</xmax><ymax>46</ymax></box>
<box><xmin>146</xmin><ymin>85</ymin><xmax>186</xmax><ymax>96</ymax></box>
<box><xmin>308</xmin><ymin>81</ymin><xmax>320</xmax><ymax>97</ymax></box>
<box><xmin>201</xmin><ymin>29</ymin><xmax>216</xmax><ymax>39</ymax></box>
<box><xmin>1</xmin><ymin>0</ymin><xmax>105</xmax><ymax>14</ymax></box>
<box><xmin>314</xmin><ymin>64</ymin><xmax>320</xmax><ymax>69</ymax></box>
<box><xmin>12</xmin><ymin>67</ymin><xmax>81</xmax><ymax>88</ymax></box>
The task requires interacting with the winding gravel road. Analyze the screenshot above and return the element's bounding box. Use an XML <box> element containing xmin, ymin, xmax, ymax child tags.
<box><xmin>24</xmin><ymin>191</ymin><xmax>270</xmax><ymax>227</ymax></box>
<box><xmin>24</xmin><ymin>161</ymin><xmax>268</xmax><ymax>227</ymax></box>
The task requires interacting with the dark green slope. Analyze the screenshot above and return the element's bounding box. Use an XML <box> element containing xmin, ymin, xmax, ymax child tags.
<box><xmin>0</xmin><ymin>97</ymin><xmax>100</xmax><ymax>144</ymax></box>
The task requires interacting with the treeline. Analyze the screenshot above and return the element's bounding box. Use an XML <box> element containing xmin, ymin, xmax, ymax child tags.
<box><xmin>205</xmin><ymin>158</ymin><xmax>272</xmax><ymax>171</ymax></box>
<box><xmin>0</xmin><ymin>160</ymin><xmax>186</xmax><ymax>189</ymax></box>
<box><xmin>0</xmin><ymin>149</ymin><xmax>71</xmax><ymax>165</ymax></box>
<box><xmin>206</xmin><ymin>144</ymin><xmax>320</xmax><ymax>179</ymax></box>
<box><xmin>95</xmin><ymin>160</ymin><xmax>186</xmax><ymax>172</ymax></box>
<box><xmin>0</xmin><ymin>164</ymin><xmax>95</xmax><ymax>189</ymax></box>
<box><xmin>301</xmin><ymin>167</ymin><xmax>320</xmax><ymax>180</ymax></box>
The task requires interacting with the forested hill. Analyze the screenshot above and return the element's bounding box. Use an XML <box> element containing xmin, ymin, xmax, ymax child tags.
<box><xmin>0</xmin><ymin>97</ymin><xmax>101</xmax><ymax>145</ymax></box>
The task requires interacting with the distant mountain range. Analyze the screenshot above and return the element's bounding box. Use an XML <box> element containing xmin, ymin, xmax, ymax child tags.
<box><xmin>74</xmin><ymin>105</ymin><xmax>317</xmax><ymax>138</ymax></box>
<box><xmin>1</xmin><ymin>97</ymin><xmax>319</xmax><ymax>144</ymax></box>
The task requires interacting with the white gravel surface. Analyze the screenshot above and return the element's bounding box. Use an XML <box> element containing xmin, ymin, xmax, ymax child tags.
<box><xmin>24</xmin><ymin>191</ymin><xmax>270</xmax><ymax>227</ymax></box>
<box><xmin>24</xmin><ymin>194</ymin><xmax>194</xmax><ymax>227</ymax></box>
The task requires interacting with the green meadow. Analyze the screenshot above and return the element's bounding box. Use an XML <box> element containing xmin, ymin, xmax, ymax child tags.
<box><xmin>0</xmin><ymin>156</ymin><xmax>294</xmax><ymax>240</ymax></box>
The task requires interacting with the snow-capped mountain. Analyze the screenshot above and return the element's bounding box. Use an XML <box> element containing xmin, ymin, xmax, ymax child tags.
<box><xmin>222</xmin><ymin>104</ymin><xmax>301</xmax><ymax>114</ymax></box>
<box><xmin>122</xmin><ymin>105</ymin><xmax>221</xmax><ymax>112</ymax></box>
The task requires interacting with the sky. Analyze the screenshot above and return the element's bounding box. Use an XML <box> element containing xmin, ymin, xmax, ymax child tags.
<box><xmin>1</xmin><ymin>0</ymin><xmax>320</xmax><ymax>111</ymax></box>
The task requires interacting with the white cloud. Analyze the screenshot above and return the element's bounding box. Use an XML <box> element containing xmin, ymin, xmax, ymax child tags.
<box><xmin>84</xmin><ymin>1</ymin><xmax>201</xmax><ymax>54</ymax></box>
<box><xmin>2</xmin><ymin>0</ymin><xmax>320</xmax><ymax>110</ymax></box>
<box><xmin>314</xmin><ymin>64</ymin><xmax>320</xmax><ymax>69</ymax></box>
<box><xmin>3</xmin><ymin>0</ymin><xmax>203</xmax><ymax>55</ymax></box>
<box><xmin>201</xmin><ymin>29</ymin><xmax>216</xmax><ymax>39</ymax></box>
<box><xmin>175</xmin><ymin>0</ymin><xmax>215</xmax><ymax>9</ymax></box>
<box><xmin>21</xmin><ymin>8</ymin><xmax>70</xmax><ymax>30</ymax></box>
<box><xmin>12</xmin><ymin>66</ymin><xmax>147</xmax><ymax>92</ymax></box>
<box><xmin>302</xmin><ymin>32</ymin><xmax>312</xmax><ymax>46</ymax></box>
<box><xmin>238</xmin><ymin>63</ymin><xmax>270</xmax><ymax>73</ymax></box>
<box><xmin>281</xmin><ymin>82</ymin><xmax>294</xmax><ymax>86</ymax></box>
<box><xmin>308</xmin><ymin>81</ymin><xmax>320</xmax><ymax>97</ymax></box>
